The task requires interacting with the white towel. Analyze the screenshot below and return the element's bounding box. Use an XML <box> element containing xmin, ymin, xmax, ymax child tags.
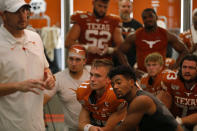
<box><xmin>41</xmin><ymin>27</ymin><xmax>61</xmax><ymax>61</ymax></box>
<box><xmin>191</xmin><ymin>25</ymin><xmax>197</xmax><ymax>44</ymax></box>
<box><xmin>191</xmin><ymin>25</ymin><xmax>197</xmax><ymax>55</ymax></box>
<box><xmin>192</xmin><ymin>8</ymin><xmax>197</xmax><ymax>55</ymax></box>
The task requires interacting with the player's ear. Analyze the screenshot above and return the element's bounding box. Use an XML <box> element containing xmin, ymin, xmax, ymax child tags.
<box><xmin>129</xmin><ymin>79</ymin><xmax>135</xmax><ymax>87</ymax></box>
<box><xmin>106</xmin><ymin>77</ymin><xmax>111</xmax><ymax>85</ymax></box>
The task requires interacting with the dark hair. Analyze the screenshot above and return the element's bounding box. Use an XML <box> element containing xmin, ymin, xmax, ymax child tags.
<box><xmin>141</xmin><ymin>8</ymin><xmax>157</xmax><ymax>17</ymax></box>
<box><xmin>108</xmin><ymin>65</ymin><xmax>136</xmax><ymax>81</ymax></box>
<box><xmin>178</xmin><ymin>54</ymin><xmax>197</xmax><ymax>80</ymax></box>
<box><xmin>179</xmin><ymin>54</ymin><xmax>197</xmax><ymax>68</ymax></box>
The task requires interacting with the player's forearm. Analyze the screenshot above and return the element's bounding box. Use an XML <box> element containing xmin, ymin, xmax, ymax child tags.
<box><xmin>79</xmin><ymin>122</ymin><xmax>94</xmax><ymax>131</ymax></box>
<box><xmin>181</xmin><ymin>113</ymin><xmax>197</xmax><ymax>125</ymax></box>
<box><xmin>104</xmin><ymin>107</ymin><xmax>127</xmax><ymax>131</ymax></box>
<box><xmin>113</xmin><ymin>50</ymin><xmax>130</xmax><ymax>67</ymax></box>
<box><xmin>78</xmin><ymin>122</ymin><xmax>87</xmax><ymax>131</ymax></box>
<box><xmin>65</xmin><ymin>36</ymin><xmax>83</xmax><ymax>48</ymax></box>
<box><xmin>78</xmin><ymin>107</ymin><xmax>91</xmax><ymax>131</ymax></box>
<box><xmin>176</xmin><ymin>125</ymin><xmax>184</xmax><ymax>131</ymax></box>
<box><xmin>0</xmin><ymin>83</ymin><xmax>18</xmax><ymax>96</ymax></box>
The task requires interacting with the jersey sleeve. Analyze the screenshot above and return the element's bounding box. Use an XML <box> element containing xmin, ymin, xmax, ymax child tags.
<box><xmin>165</xmin><ymin>58</ymin><xmax>176</xmax><ymax>69</ymax></box>
<box><xmin>161</xmin><ymin>70</ymin><xmax>177</xmax><ymax>93</ymax></box>
<box><xmin>70</xmin><ymin>11</ymin><xmax>87</xmax><ymax>25</ymax></box>
<box><xmin>76</xmin><ymin>80</ymin><xmax>90</xmax><ymax>101</ymax></box>
<box><xmin>179</xmin><ymin>31</ymin><xmax>191</xmax><ymax>49</ymax></box>
<box><xmin>108</xmin><ymin>14</ymin><xmax>122</xmax><ymax>28</ymax></box>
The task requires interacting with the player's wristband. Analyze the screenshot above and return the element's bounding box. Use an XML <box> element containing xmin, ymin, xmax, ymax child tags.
<box><xmin>83</xmin><ymin>45</ymin><xmax>89</xmax><ymax>50</ymax></box>
<box><xmin>84</xmin><ymin>124</ymin><xmax>93</xmax><ymax>131</ymax></box>
<box><xmin>176</xmin><ymin>116</ymin><xmax>183</xmax><ymax>125</ymax></box>
<box><xmin>107</xmin><ymin>47</ymin><xmax>115</xmax><ymax>54</ymax></box>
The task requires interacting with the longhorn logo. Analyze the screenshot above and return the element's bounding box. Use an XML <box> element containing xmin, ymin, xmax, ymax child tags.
<box><xmin>184</xmin><ymin>92</ymin><xmax>193</xmax><ymax>97</ymax></box>
<box><xmin>73</xmin><ymin>48</ymin><xmax>84</xmax><ymax>53</ymax></box>
<box><xmin>142</xmin><ymin>40</ymin><xmax>161</xmax><ymax>48</ymax></box>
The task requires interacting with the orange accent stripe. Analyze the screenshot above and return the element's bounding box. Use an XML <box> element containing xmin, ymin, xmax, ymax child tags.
<box><xmin>44</xmin><ymin>114</ymin><xmax>64</xmax><ymax>123</ymax></box>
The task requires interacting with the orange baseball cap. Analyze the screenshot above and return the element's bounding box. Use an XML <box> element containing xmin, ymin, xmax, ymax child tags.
<box><xmin>68</xmin><ymin>45</ymin><xmax>86</xmax><ymax>58</ymax></box>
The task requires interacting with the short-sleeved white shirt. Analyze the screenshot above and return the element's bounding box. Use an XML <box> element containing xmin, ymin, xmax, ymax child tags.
<box><xmin>44</xmin><ymin>68</ymin><xmax>90</xmax><ymax>131</ymax></box>
<box><xmin>0</xmin><ymin>25</ymin><xmax>49</xmax><ymax>131</ymax></box>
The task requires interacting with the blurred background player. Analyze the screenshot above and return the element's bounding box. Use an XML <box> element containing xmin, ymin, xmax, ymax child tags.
<box><xmin>115</xmin><ymin>8</ymin><xmax>188</xmax><ymax>73</ymax></box>
<box><xmin>180</xmin><ymin>8</ymin><xmax>197</xmax><ymax>55</ymax></box>
<box><xmin>65</xmin><ymin>0</ymin><xmax>124</xmax><ymax>65</ymax></box>
<box><xmin>139</xmin><ymin>52</ymin><xmax>165</xmax><ymax>95</ymax></box>
<box><xmin>44</xmin><ymin>45</ymin><xmax>89</xmax><ymax>131</ymax></box>
<box><xmin>159</xmin><ymin>54</ymin><xmax>197</xmax><ymax>131</ymax></box>
<box><xmin>76</xmin><ymin>59</ymin><xmax>126</xmax><ymax>131</ymax></box>
<box><xmin>113</xmin><ymin>0</ymin><xmax>142</xmax><ymax>67</ymax></box>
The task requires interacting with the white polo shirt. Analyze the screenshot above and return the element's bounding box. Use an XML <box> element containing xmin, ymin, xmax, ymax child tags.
<box><xmin>0</xmin><ymin>25</ymin><xmax>49</xmax><ymax>131</ymax></box>
<box><xmin>44</xmin><ymin>68</ymin><xmax>90</xmax><ymax>131</ymax></box>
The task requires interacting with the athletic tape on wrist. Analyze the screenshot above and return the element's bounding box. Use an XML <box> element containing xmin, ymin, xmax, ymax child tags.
<box><xmin>176</xmin><ymin>117</ymin><xmax>183</xmax><ymax>125</ymax></box>
<box><xmin>107</xmin><ymin>47</ymin><xmax>114</xmax><ymax>54</ymax></box>
<box><xmin>84</xmin><ymin>124</ymin><xmax>93</xmax><ymax>131</ymax></box>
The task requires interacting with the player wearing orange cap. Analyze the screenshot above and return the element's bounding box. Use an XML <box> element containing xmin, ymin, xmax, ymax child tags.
<box><xmin>44</xmin><ymin>45</ymin><xmax>90</xmax><ymax>131</ymax></box>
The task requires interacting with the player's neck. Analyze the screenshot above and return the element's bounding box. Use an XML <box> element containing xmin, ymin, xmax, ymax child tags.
<box><xmin>144</xmin><ymin>26</ymin><xmax>157</xmax><ymax>32</ymax></box>
<box><xmin>69</xmin><ymin>69</ymin><xmax>84</xmax><ymax>80</ymax></box>
<box><xmin>95</xmin><ymin>87</ymin><xmax>106</xmax><ymax>99</ymax></box>
<box><xmin>184</xmin><ymin>81</ymin><xmax>196</xmax><ymax>90</ymax></box>
<box><xmin>4</xmin><ymin>24</ymin><xmax>24</xmax><ymax>38</ymax></box>
<box><xmin>150</xmin><ymin>71</ymin><xmax>161</xmax><ymax>80</ymax></box>
<box><xmin>127</xmin><ymin>86</ymin><xmax>138</xmax><ymax>104</ymax></box>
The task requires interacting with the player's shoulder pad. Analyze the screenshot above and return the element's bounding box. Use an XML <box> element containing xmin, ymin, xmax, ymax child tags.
<box><xmin>181</xmin><ymin>29</ymin><xmax>191</xmax><ymax>35</ymax></box>
<box><xmin>162</xmin><ymin>69</ymin><xmax>178</xmax><ymax>81</ymax></box>
<box><xmin>107</xmin><ymin>14</ymin><xmax>121</xmax><ymax>21</ymax></box>
<box><xmin>71</xmin><ymin>11</ymin><xmax>90</xmax><ymax>20</ymax></box>
<box><xmin>76</xmin><ymin>81</ymin><xmax>90</xmax><ymax>100</ymax></box>
<box><xmin>141</xmin><ymin>73</ymin><xmax>148</xmax><ymax>78</ymax></box>
<box><xmin>78</xmin><ymin>80</ymin><xmax>90</xmax><ymax>89</ymax></box>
